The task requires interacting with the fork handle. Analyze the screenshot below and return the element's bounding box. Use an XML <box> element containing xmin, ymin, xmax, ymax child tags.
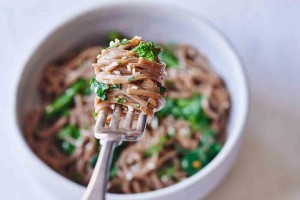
<box><xmin>82</xmin><ymin>140</ymin><xmax>117</xmax><ymax>200</ymax></box>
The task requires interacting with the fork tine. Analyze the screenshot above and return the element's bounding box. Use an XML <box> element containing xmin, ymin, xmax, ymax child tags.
<box><xmin>123</xmin><ymin>110</ymin><xmax>133</xmax><ymax>130</ymax></box>
<box><xmin>136</xmin><ymin>113</ymin><xmax>147</xmax><ymax>132</ymax></box>
<box><xmin>109</xmin><ymin>104</ymin><xmax>122</xmax><ymax>129</ymax></box>
<box><xmin>94</xmin><ymin>105</ymin><xmax>147</xmax><ymax>141</ymax></box>
<box><xmin>94</xmin><ymin>108</ymin><xmax>109</xmax><ymax>133</ymax></box>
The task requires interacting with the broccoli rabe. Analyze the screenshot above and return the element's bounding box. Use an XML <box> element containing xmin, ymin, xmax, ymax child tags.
<box><xmin>90</xmin><ymin>78</ymin><xmax>109</xmax><ymax>101</ymax></box>
<box><xmin>45</xmin><ymin>79</ymin><xmax>88</xmax><ymax>118</ymax></box>
<box><xmin>133</xmin><ymin>42</ymin><xmax>161</xmax><ymax>62</ymax></box>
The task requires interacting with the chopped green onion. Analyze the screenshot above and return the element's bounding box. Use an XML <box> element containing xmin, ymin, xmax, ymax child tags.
<box><xmin>115</xmin><ymin>97</ymin><xmax>126</xmax><ymax>103</ymax></box>
<box><xmin>128</xmin><ymin>76</ymin><xmax>135</xmax><ymax>81</ymax></box>
<box><xmin>92</xmin><ymin>112</ymin><xmax>98</xmax><ymax>118</ymax></box>
<box><xmin>110</xmin><ymin>84</ymin><xmax>121</xmax><ymax>90</ymax></box>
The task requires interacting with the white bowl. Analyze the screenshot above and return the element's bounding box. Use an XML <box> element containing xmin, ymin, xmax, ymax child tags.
<box><xmin>13</xmin><ymin>2</ymin><xmax>249</xmax><ymax>200</ymax></box>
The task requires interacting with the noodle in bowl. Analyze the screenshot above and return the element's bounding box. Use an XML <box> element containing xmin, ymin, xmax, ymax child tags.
<box><xmin>13</xmin><ymin>2</ymin><xmax>249</xmax><ymax>200</ymax></box>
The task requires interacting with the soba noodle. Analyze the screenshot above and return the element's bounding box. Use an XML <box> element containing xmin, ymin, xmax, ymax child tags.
<box><xmin>92</xmin><ymin>37</ymin><xmax>166</xmax><ymax>122</ymax></box>
<box><xmin>23</xmin><ymin>35</ymin><xmax>230</xmax><ymax>193</ymax></box>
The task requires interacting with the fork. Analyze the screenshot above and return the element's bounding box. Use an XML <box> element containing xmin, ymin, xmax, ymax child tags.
<box><xmin>82</xmin><ymin>104</ymin><xmax>147</xmax><ymax>200</ymax></box>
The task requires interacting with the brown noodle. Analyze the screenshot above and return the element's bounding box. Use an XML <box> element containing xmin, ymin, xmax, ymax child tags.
<box><xmin>23</xmin><ymin>41</ymin><xmax>230</xmax><ymax>193</ymax></box>
<box><xmin>92</xmin><ymin>37</ymin><xmax>166</xmax><ymax>120</ymax></box>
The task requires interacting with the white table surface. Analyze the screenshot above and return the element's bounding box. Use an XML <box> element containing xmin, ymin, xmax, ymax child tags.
<box><xmin>1</xmin><ymin>0</ymin><xmax>300</xmax><ymax>199</ymax></box>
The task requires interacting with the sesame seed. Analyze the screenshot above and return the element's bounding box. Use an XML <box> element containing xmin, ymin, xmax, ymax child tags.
<box><xmin>113</xmin><ymin>70</ymin><xmax>120</xmax><ymax>75</ymax></box>
<box><xmin>111</xmin><ymin>62</ymin><xmax>118</xmax><ymax>67</ymax></box>
<box><xmin>146</xmin><ymin>162</ymin><xmax>155</xmax><ymax>170</ymax></box>
<box><xmin>125</xmin><ymin>172</ymin><xmax>133</xmax><ymax>181</ymax></box>
<box><xmin>127</xmin><ymin>64</ymin><xmax>131</xmax><ymax>71</ymax></box>
<box><xmin>134</xmin><ymin>36</ymin><xmax>142</xmax><ymax>40</ymax></box>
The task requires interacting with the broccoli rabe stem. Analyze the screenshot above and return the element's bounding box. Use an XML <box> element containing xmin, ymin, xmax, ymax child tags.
<box><xmin>44</xmin><ymin>79</ymin><xmax>87</xmax><ymax>118</ymax></box>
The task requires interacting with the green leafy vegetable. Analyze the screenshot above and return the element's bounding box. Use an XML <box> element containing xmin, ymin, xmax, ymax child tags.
<box><xmin>106</xmin><ymin>31</ymin><xmax>128</xmax><ymax>48</ymax></box>
<box><xmin>58</xmin><ymin>124</ymin><xmax>80</xmax><ymax>155</ymax></box>
<box><xmin>45</xmin><ymin>79</ymin><xmax>87</xmax><ymax>118</ymax></box>
<box><xmin>109</xmin><ymin>165</ymin><xmax>118</xmax><ymax>179</ymax></box>
<box><xmin>110</xmin><ymin>84</ymin><xmax>121</xmax><ymax>90</ymax></box>
<box><xmin>179</xmin><ymin>133</ymin><xmax>222</xmax><ymax>176</ymax></box>
<box><xmin>133</xmin><ymin>42</ymin><xmax>161</xmax><ymax>62</ymax></box>
<box><xmin>115</xmin><ymin>97</ymin><xmax>126</xmax><ymax>103</ymax></box>
<box><xmin>107</xmin><ymin>31</ymin><xmax>124</xmax><ymax>42</ymax></box>
<box><xmin>159</xmin><ymin>43</ymin><xmax>179</xmax><ymax>69</ymax></box>
<box><xmin>61</xmin><ymin>141</ymin><xmax>75</xmax><ymax>156</ymax></box>
<box><xmin>84</xmin><ymin>87</ymin><xmax>92</xmax><ymax>96</ymax></box>
<box><xmin>128</xmin><ymin>76</ymin><xmax>135</xmax><ymax>81</ymax></box>
<box><xmin>144</xmin><ymin>136</ymin><xmax>168</xmax><ymax>157</ymax></box>
<box><xmin>89</xmin><ymin>154</ymin><xmax>98</xmax><ymax>168</ymax></box>
<box><xmin>159</xmin><ymin>85</ymin><xmax>167</xmax><ymax>94</ymax></box>
<box><xmin>180</xmin><ymin>149</ymin><xmax>202</xmax><ymax>176</ymax></box>
<box><xmin>156</xmin><ymin>93</ymin><xmax>210</xmax><ymax>133</ymax></box>
<box><xmin>58</xmin><ymin>124</ymin><xmax>81</xmax><ymax>140</ymax></box>
<box><xmin>108</xmin><ymin>143</ymin><xmax>127</xmax><ymax>179</ymax></box>
<box><xmin>62</xmin><ymin>109</ymin><xmax>70</xmax><ymax>117</ymax></box>
<box><xmin>92</xmin><ymin>112</ymin><xmax>97</xmax><ymax>118</ymax></box>
<box><xmin>160</xmin><ymin>135</ymin><xmax>168</xmax><ymax>145</ymax></box>
<box><xmin>155</xmin><ymin>98</ymin><xmax>175</xmax><ymax>118</ymax></box>
<box><xmin>144</xmin><ymin>145</ymin><xmax>162</xmax><ymax>157</ymax></box>
<box><xmin>158</xmin><ymin>164</ymin><xmax>176</xmax><ymax>178</ymax></box>
<box><xmin>90</xmin><ymin>78</ymin><xmax>109</xmax><ymax>101</ymax></box>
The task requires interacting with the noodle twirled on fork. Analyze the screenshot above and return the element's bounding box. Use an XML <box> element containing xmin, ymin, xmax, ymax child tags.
<box><xmin>91</xmin><ymin>37</ymin><xmax>167</xmax><ymax>121</ymax></box>
<box><xmin>23</xmin><ymin>34</ymin><xmax>230</xmax><ymax>193</ymax></box>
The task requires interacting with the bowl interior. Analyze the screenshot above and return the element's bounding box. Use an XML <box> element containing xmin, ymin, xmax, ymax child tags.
<box><xmin>15</xmin><ymin>3</ymin><xmax>248</xmax><ymax>200</ymax></box>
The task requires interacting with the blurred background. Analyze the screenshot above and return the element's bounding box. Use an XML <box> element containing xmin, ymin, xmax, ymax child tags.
<box><xmin>1</xmin><ymin>0</ymin><xmax>300</xmax><ymax>199</ymax></box>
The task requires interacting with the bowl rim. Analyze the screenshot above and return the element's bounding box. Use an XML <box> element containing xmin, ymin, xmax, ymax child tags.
<box><xmin>13</xmin><ymin>1</ymin><xmax>249</xmax><ymax>199</ymax></box>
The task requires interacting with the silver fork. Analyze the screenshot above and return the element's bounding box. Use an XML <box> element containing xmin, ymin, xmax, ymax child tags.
<box><xmin>82</xmin><ymin>104</ymin><xmax>147</xmax><ymax>200</ymax></box>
